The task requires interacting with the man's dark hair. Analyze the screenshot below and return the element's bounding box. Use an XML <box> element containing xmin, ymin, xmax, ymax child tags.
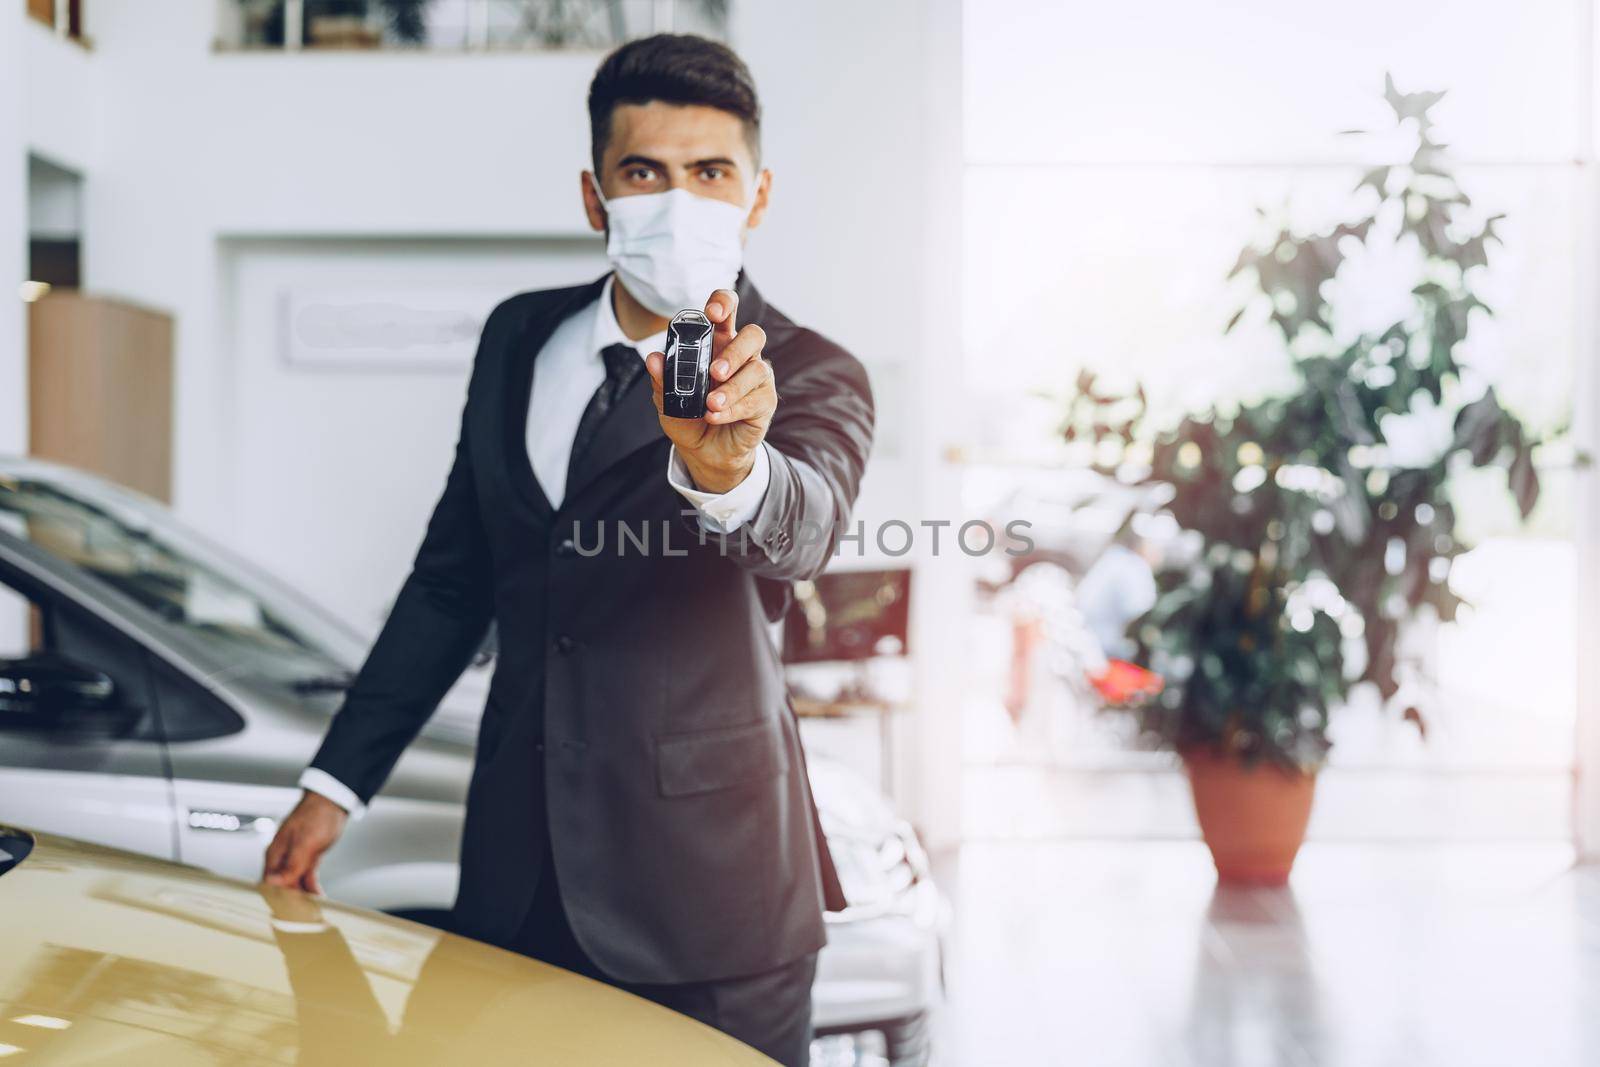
<box><xmin>587</xmin><ymin>34</ymin><xmax>762</xmax><ymax>174</ymax></box>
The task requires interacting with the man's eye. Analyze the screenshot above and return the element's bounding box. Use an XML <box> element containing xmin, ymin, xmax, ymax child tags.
<box><xmin>625</xmin><ymin>166</ymin><xmax>656</xmax><ymax>182</ymax></box>
<box><xmin>701</xmin><ymin>167</ymin><xmax>727</xmax><ymax>181</ymax></box>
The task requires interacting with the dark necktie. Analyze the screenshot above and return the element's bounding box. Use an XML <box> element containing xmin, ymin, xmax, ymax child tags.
<box><xmin>569</xmin><ymin>342</ymin><xmax>644</xmax><ymax>471</ymax></box>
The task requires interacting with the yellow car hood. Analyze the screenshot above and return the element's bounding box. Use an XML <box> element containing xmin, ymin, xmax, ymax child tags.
<box><xmin>0</xmin><ymin>827</ymin><xmax>775</xmax><ymax>1065</ymax></box>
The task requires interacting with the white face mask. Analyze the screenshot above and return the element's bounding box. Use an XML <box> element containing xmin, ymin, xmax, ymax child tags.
<box><xmin>592</xmin><ymin>180</ymin><xmax>751</xmax><ymax>318</ymax></box>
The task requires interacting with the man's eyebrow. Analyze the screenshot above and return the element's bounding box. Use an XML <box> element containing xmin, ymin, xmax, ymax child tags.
<box><xmin>615</xmin><ymin>153</ymin><xmax>669</xmax><ymax>171</ymax></box>
<box><xmin>614</xmin><ymin>154</ymin><xmax>742</xmax><ymax>172</ymax></box>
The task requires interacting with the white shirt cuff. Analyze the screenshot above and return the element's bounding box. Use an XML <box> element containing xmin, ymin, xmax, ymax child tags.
<box><xmin>666</xmin><ymin>444</ymin><xmax>771</xmax><ymax>533</ymax></box>
<box><xmin>298</xmin><ymin>768</ymin><xmax>367</xmax><ymax>820</ymax></box>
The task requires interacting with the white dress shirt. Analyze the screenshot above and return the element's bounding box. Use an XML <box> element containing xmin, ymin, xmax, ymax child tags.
<box><xmin>299</xmin><ymin>276</ymin><xmax>771</xmax><ymax>817</ymax></box>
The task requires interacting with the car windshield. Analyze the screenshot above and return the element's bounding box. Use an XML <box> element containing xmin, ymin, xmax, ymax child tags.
<box><xmin>0</xmin><ymin>469</ymin><xmax>368</xmax><ymax>688</ymax></box>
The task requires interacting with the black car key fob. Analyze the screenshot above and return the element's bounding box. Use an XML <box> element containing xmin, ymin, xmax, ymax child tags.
<box><xmin>662</xmin><ymin>309</ymin><xmax>714</xmax><ymax>419</ymax></box>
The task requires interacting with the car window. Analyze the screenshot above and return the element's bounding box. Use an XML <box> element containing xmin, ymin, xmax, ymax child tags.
<box><xmin>148</xmin><ymin>654</ymin><xmax>244</xmax><ymax>743</ymax></box>
<box><xmin>0</xmin><ymin>474</ymin><xmax>366</xmax><ymax>690</ymax></box>
<box><xmin>0</xmin><ymin>566</ymin><xmax>163</xmax><ymax>742</ymax></box>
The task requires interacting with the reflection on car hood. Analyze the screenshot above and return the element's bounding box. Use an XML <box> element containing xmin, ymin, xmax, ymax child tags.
<box><xmin>0</xmin><ymin>826</ymin><xmax>774</xmax><ymax>1066</ymax></box>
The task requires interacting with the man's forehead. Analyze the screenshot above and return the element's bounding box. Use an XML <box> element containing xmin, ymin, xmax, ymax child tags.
<box><xmin>605</xmin><ymin>101</ymin><xmax>755</xmax><ymax>167</ymax></box>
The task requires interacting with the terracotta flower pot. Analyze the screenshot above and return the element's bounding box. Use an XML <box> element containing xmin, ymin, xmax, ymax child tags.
<box><xmin>1182</xmin><ymin>748</ymin><xmax>1316</xmax><ymax>886</ymax></box>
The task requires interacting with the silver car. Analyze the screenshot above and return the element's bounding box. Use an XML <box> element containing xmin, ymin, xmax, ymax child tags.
<box><xmin>0</xmin><ymin>456</ymin><xmax>942</xmax><ymax>1065</ymax></box>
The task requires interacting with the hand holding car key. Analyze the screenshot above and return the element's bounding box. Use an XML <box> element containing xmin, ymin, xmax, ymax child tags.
<box><xmin>645</xmin><ymin>288</ymin><xmax>776</xmax><ymax>494</ymax></box>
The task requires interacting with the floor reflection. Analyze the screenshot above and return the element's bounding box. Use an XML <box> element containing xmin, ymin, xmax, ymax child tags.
<box><xmin>1185</xmin><ymin>885</ymin><xmax>1324</xmax><ymax>1066</ymax></box>
<box><xmin>934</xmin><ymin>840</ymin><xmax>1587</xmax><ymax>1066</ymax></box>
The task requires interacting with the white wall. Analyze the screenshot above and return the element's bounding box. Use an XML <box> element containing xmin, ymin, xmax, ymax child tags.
<box><xmin>21</xmin><ymin>15</ymin><xmax>97</xmax><ymax>176</ymax></box>
<box><xmin>79</xmin><ymin>1</ymin><xmax>608</xmax><ymax>543</ymax></box>
<box><xmin>221</xmin><ymin>237</ymin><xmax>606</xmax><ymax>633</ymax></box>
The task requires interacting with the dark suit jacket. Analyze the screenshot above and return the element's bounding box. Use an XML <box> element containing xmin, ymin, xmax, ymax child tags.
<box><xmin>307</xmin><ymin>273</ymin><xmax>874</xmax><ymax>984</ymax></box>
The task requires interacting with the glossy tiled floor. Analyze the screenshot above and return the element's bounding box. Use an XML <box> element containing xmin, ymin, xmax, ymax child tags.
<box><xmin>933</xmin><ymin>841</ymin><xmax>1596</xmax><ymax>1066</ymax></box>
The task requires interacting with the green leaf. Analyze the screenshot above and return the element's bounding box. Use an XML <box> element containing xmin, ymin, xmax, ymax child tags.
<box><xmin>1453</xmin><ymin>390</ymin><xmax>1506</xmax><ymax>465</ymax></box>
<box><xmin>1509</xmin><ymin>448</ymin><xmax>1540</xmax><ymax>518</ymax></box>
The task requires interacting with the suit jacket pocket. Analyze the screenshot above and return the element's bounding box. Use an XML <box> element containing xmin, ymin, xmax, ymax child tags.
<box><xmin>655</xmin><ymin>716</ymin><xmax>789</xmax><ymax>798</ymax></box>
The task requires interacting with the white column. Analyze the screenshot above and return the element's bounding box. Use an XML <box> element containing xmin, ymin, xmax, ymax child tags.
<box><xmin>1574</xmin><ymin>0</ymin><xmax>1600</xmax><ymax>860</ymax></box>
<box><xmin>732</xmin><ymin>0</ymin><xmax>968</xmax><ymax>846</ymax></box>
<box><xmin>908</xmin><ymin>0</ymin><xmax>968</xmax><ymax>853</ymax></box>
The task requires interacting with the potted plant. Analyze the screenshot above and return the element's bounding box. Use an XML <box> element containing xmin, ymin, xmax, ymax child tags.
<box><xmin>1064</xmin><ymin>78</ymin><xmax>1550</xmax><ymax>884</ymax></box>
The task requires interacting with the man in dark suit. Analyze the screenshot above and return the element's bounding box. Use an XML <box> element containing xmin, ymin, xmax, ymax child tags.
<box><xmin>261</xmin><ymin>33</ymin><xmax>873</xmax><ymax>1066</ymax></box>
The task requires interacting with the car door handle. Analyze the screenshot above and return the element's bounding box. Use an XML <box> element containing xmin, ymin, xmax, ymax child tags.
<box><xmin>186</xmin><ymin>809</ymin><xmax>277</xmax><ymax>834</ymax></box>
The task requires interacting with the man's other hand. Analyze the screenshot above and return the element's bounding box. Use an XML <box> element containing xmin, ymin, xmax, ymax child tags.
<box><xmin>646</xmin><ymin>288</ymin><xmax>776</xmax><ymax>493</ymax></box>
<box><xmin>262</xmin><ymin>791</ymin><xmax>348</xmax><ymax>894</ymax></box>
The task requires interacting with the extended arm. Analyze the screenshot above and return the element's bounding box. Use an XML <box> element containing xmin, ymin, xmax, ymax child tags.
<box><xmin>647</xmin><ymin>289</ymin><xmax>875</xmax><ymax>582</ymax></box>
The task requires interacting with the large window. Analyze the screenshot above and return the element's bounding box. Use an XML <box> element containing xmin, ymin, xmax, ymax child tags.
<box><xmin>961</xmin><ymin>0</ymin><xmax>1585</xmax><ymax>841</ymax></box>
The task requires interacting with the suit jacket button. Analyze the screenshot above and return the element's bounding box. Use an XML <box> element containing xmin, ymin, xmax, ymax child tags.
<box><xmin>555</xmin><ymin>538</ymin><xmax>576</xmax><ymax>557</ymax></box>
<box><xmin>555</xmin><ymin>635</ymin><xmax>576</xmax><ymax>654</ymax></box>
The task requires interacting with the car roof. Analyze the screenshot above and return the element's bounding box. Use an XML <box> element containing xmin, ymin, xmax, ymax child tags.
<box><xmin>0</xmin><ymin>455</ymin><xmax>173</xmax><ymax>524</ymax></box>
<box><xmin>0</xmin><ymin>825</ymin><xmax>774</xmax><ymax>1065</ymax></box>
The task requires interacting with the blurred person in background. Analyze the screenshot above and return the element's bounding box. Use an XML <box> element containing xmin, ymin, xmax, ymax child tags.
<box><xmin>261</xmin><ymin>34</ymin><xmax>875</xmax><ymax>1066</ymax></box>
<box><xmin>1075</xmin><ymin>521</ymin><xmax>1158</xmax><ymax>661</ymax></box>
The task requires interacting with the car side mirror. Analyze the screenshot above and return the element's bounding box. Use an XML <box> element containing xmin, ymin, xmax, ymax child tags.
<box><xmin>0</xmin><ymin>653</ymin><xmax>137</xmax><ymax>737</ymax></box>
